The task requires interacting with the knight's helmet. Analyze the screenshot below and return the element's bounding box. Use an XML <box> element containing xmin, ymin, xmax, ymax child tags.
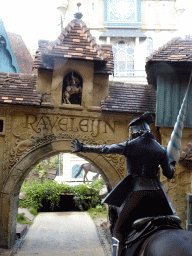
<box><xmin>128</xmin><ymin>112</ymin><xmax>154</xmax><ymax>140</ymax></box>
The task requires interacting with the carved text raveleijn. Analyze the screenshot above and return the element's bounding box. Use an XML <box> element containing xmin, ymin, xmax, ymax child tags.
<box><xmin>24</xmin><ymin>114</ymin><xmax>116</xmax><ymax>137</ymax></box>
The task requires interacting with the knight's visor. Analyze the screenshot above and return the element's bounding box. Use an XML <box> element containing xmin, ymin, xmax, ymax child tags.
<box><xmin>130</xmin><ymin>122</ymin><xmax>150</xmax><ymax>133</ymax></box>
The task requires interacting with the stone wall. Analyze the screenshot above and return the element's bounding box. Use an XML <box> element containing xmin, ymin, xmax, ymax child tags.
<box><xmin>159</xmin><ymin>127</ymin><xmax>192</xmax><ymax>228</ymax></box>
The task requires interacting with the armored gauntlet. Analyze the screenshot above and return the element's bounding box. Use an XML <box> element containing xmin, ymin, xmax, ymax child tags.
<box><xmin>71</xmin><ymin>138</ymin><xmax>105</xmax><ymax>154</ymax></box>
<box><xmin>82</xmin><ymin>144</ymin><xmax>105</xmax><ymax>154</ymax></box>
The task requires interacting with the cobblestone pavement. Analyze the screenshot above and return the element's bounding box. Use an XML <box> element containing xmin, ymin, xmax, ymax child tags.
<box><xmin>11</xmin><ymin>212</ymin><xmax>112</xmax><ymax>256</ymax></box>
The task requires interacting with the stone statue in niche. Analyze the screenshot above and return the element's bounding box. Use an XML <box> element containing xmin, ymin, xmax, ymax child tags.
<box><xmin>62</xmin><ymin>71</ymin><xmax>82</xmax><ymax>104</ymax></box>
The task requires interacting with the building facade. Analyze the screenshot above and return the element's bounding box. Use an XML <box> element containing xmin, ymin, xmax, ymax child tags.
<box><xmin>58</xmin><ymin>0</ymin><xmax>184</xmax><ymax>84</ymax></box>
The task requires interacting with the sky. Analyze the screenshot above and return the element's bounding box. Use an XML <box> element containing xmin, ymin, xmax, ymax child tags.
<box><xmin>0</xmin><ymin>0</ymin><xmax>192</xmax><ymax>51</ymax></box>
<box><xmin>0</xmin><ymin>0</ymin><xmax>62</xmax><ymax>50</ymax></box>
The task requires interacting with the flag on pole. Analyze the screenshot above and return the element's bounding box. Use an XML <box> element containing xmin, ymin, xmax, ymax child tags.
<box><xmin>167</xmin><ymin>72</ymin><xmax>192</xmax><ymax>163</ymax></box>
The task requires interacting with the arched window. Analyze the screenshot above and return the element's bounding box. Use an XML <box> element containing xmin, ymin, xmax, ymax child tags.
<box><xmin>62</xmin><ymin>71</ymin><xmax>83</xmax><ymax>105</ymax></box>
<box><xmin>112</xmin><ymin>41</ymin><xmax>134</xmax><ymax>76</ymax></box>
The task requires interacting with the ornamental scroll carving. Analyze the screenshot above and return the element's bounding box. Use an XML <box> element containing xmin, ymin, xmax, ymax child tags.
<box><xmin>9</xmin><ymin>132</ymin><xmax>36</xmax><ymax>167</ymax></box>
<box><xmin>103</xmin><ymin>154</ymin><xmax>126</xmax><ymax>179</ymax></box>
<box><xmin>9</xmin><ymin>132</ymin><xmax>126</xmax><ymax>179</ymax></box>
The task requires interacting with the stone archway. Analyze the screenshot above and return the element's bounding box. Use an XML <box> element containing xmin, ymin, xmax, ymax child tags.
<box><xmin>1</xmin><ymin>138</ymin><xmax>124</xmax><ymax>248</ymax></box>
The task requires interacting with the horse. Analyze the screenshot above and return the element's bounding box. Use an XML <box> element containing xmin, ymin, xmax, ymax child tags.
<box><xmin>108</xmin><ymin>205</ymin><xmax>192</xmax><ymax>256</ymax></box>
<box><xmin>63</xmin><ymin>73</ymin><xmax>82</xmax><ymax>104</ymax></box>
<box><xmin>75</xmin><ymin>163</ymin><xmax>99</xmax><ymax>183</ymax></box>
<box><xmin>135</xmin><ymin>228</ymin><xmax>192</xmax><ymax>256</ymax></box>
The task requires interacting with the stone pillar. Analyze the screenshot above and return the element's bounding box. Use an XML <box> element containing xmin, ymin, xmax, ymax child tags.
<box><xmin>0</xmin><ymin>193</ymin><xmax>17</xmax><ymax>248</ymax></box>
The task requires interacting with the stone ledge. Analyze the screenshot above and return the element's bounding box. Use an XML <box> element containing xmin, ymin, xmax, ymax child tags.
<box><xmin>59</xmin><ymin>104</ymin><xmax>84</xmax><ymax>110</ymax></box>
<box><xmin>41</xmin><ymin>102</ymin><xmax>55</xmax><ymax>108</ymax></box>
<box><xmin>16</xmin><ymin>224</ymin><xmax>28</xmax><ymax>239</ymax></box>
<box><xmin>87</xmin><ymin>106</ymin><xmax>101</xmax><ymax>112</ymax></box>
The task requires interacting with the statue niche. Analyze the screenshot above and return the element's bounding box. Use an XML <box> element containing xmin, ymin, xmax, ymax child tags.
<box><xmin>62</xmin><ymin>71</ymin><xmax>82</xmax><ymax>105</ymax></box>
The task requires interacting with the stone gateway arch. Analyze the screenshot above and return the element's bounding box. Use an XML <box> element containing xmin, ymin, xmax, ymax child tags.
<box><xmin>0</xmin><ymin>106</ymin><xmax>132</xmax><ymax>248</ymax></box>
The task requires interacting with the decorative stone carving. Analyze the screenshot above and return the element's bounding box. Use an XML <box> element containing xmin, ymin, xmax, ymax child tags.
<box><xmin>9</xmin><ymin>133</ymin><xmax>36</xmax><ymax>167</ymax></box>
<box><xmin>104</xmin><ymin>154</ymin><xmax>126</xmax><ymax>179</ymax></box>
<box><xmin>3</xmin><ymin>114</ymin><xmax>12</xmax><ymax>178</ymax></box>
<box><xmin>62</xmin><ymin>72</ymin><xmax>82</xmax><ymax>104</ymax></box>
<box><xmin>9</xmin><ymin>131</ymin><xmax>126</xmax><ymax>179</ymax></box>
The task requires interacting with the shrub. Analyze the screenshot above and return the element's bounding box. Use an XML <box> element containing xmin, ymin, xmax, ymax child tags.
<box><xmin>19</xmin><ymin>180</ymin><xmax>102</xmax><ymax>212</ymax></box>
<box><xmin>19</xmin><ymin>180</ymin><xmax>71</xmax><ymax>211</ymax></box>
<box><xmin>29</xmin><ymin>208</ymin><xmax>38</xmax><ymax>216</ymax></box>
<box><xmin>73</xmin><ymin>184</ymin><xmax>101</xmax><ymax>211</ymax></box>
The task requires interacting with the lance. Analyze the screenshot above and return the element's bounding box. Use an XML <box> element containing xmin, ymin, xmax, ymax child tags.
<box><xmin>167</xmin><ymin>71</ymin><xmax>192</xmax><ymax>163</ymax></box>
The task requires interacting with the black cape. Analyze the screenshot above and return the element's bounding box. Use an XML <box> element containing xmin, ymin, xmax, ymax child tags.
<box><xmin>102</xmin><ymin>175</ymin><xmax>132</xmax><ymax>207</ymax></box>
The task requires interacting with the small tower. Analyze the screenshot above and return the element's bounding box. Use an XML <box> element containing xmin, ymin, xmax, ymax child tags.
<box><xmin>34</xmin><ymin>11</ymin><xmax>114</xmax><ymax>109</ymax></box>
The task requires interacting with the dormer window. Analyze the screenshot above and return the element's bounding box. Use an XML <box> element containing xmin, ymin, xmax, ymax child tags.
<box><xmin>62</xmin><ymin>71</ymin><xmax>83</xmax><ymax>105</ymax></box>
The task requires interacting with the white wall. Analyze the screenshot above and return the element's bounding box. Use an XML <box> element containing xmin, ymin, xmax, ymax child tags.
<box><xmin>55</xmin><ymin>153</ymin><xmax>99</xmax><ymax>184</ymax></box>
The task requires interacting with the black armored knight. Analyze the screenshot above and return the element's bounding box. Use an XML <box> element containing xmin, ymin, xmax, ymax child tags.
<box><xmin>71</xmin><ymin>112</ymin><xmax>176</xmax><ymax>256</ymax></box>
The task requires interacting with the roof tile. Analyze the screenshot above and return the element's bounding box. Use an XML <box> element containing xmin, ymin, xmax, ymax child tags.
<box><xmin>0</xmin><ymin>73</ymin><xmax>41</xmax><ymax>106</ymax></box>
<box><xmin>7</xmin><ymin>32</ymin><xmax>35</xmax><ymax>74</ymax></box>
<box><xmin>146</xmin><ymin>36</ymin><xmax>192</xmax><ymax>63</ymax></box>
<box><xmin>33</xmin><ymin>14</ymin><xmax>113</xmax><ymax>74</ymax></box>
<box><xmin>101</xmin><ymin>83</ymin><xmax>156</xmax><ymax>114</ymax></box>
<box><xmin>146</xmin><ymin>36</ymin><xmax>192</xmax><ymax>84</ymax></box>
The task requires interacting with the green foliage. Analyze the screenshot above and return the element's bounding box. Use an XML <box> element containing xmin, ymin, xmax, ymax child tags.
<box><xmin>89</xmin><ymin>177</ymin><xmax>105</xmax><ymax>190</ymax></box>
<box><xmin>19</xmin><ymin>179</ymin><xmax>102</xmax><ymax>212</ymax></box>
<box><xmin>17</xmin><ymin>214</ymin><xmax>32</xmax><ymax>225</ymax></box>
<box><xmin>29</xmin><ymin>208</ymin><xmax>38</xmax><ymax>216</ymax></box>
<box><xmin>20</xmin><ymin>180</ymin><xmax>72</xmax><ymax>211</ymax></box>
<box><xmin>88</xmin><ymin>205</ymin><xmax>108</xmax><ymax>220</ymax></box>
<box><xmin>73</xmin><ymin>184</ymin><xmax>101</xmax><ymax>211</ymax></box>
<box><xmin>32</xmin><ymin>155</ymin><xmax>60</xmax><ymax>182</ymax></box>
<box><xmin>17</xmin><ymin>214</ymin><xmax>25</xmax><ymax>222</ymax></box>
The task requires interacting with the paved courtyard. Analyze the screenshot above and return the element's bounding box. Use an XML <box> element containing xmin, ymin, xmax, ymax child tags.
<box><xmin>14</xmin><ymin>212</ymin><xmax>106</xmax><ymax>256</ymax></box>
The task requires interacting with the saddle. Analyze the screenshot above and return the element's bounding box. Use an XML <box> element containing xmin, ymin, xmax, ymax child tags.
<box><xmin>121</xmin><ymin>215</ymin><xmax>182</xmax><ymax>256</ymax></box>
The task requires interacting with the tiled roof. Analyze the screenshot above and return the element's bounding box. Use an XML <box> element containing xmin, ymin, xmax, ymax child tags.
<box><xmin>145</xmin><ymin>36</ymin><xmax>192</xmax><ymax>84</ymax></box>
<box><xmin>7</xmin><ymin>32</ymin><xmax>35</xmax><ymax>74</ymax></box>
<box><xmin>101</xmin><ymin>83</ymin><xmax>156</xmax><ymax>114</ymax></box>
<box><xmin>33</xmin><ymin>13</ymin><xmax>114</xmax><ymax>74</ymax></box>
<box><xmin>0</xmin><ymin>73</ymin><xmax>41</xmax><ymax>106</ymax></box>
<box><xmin>146</xmin><ymin>37</ymin><xmax>192</xmax><ymax>63</ymax></box>
<box><xmin>94</xmin><ymin>45</ymin><xmax>114</xmax><ymax>74</ymax></box>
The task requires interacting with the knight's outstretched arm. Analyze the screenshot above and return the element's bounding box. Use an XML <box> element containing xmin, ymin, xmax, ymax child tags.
<box><xmin>71</xmin><ymin>139</ymin><xmax>105</xmax><ymax>153</ymax></box>
<box><xmin>71</xmin><ymin>139</ymin><xmax>127</xmax><ymax>154</ymax></box>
